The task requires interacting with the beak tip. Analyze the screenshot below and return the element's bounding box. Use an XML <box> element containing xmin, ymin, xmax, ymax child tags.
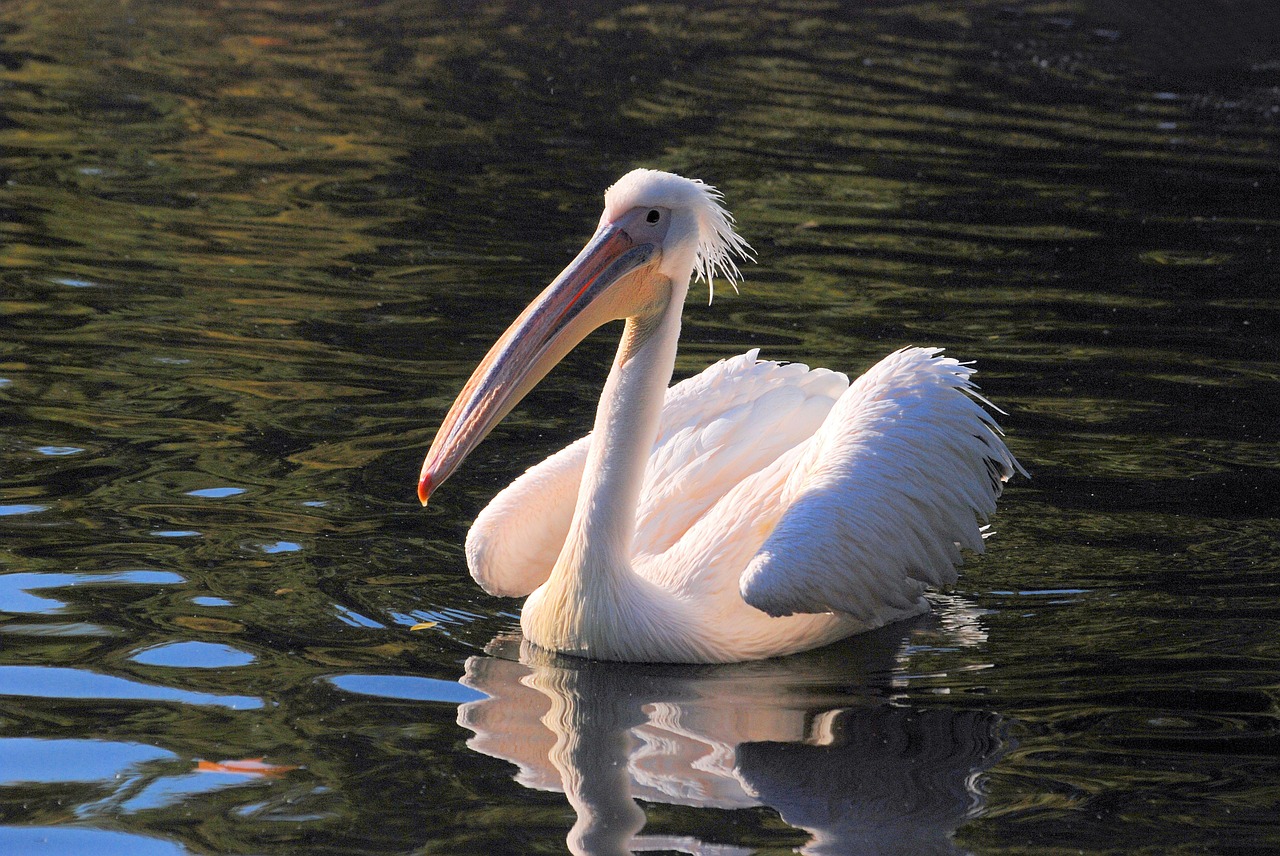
<box><xmin>417</xmin><ymin>473</ymin><xmax>432</xmax><ymax>507</ymax></box>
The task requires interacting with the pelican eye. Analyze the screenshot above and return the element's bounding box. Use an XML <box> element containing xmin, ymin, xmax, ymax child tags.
<box><xmin>646</xmin><ymin>209</ymin><xmax>661</xmax><ymax>224</ymax></box>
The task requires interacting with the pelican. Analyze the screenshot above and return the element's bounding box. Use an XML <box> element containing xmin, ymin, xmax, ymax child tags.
<box><xmin>418</xmin><ymin>169</ymin><xmax>1023</xmax><ymax>664</ymax></box>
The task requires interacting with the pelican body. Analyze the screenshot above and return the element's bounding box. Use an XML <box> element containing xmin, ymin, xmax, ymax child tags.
<box><xmin>419</xmin><ymin>169</ymin><xmax>1023</xmax><ymax>663</ymax></box>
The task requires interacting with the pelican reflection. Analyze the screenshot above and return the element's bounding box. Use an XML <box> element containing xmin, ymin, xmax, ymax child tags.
<box><xmin>458</xmin><ymin>613</ymin><xmax>1007</xmax><ymax>855</ymax></box>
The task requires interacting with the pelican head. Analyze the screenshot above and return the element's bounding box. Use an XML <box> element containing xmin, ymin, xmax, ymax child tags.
<box><xmin>418</xmin><ymin>169</ymin><xmax>751</xmax><ymax>505</ymax></box>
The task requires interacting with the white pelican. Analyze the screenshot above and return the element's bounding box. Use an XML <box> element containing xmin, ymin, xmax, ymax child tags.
<box><xmin>418</xmin><ymin>169</ymin><xmax>1023</xmax><ymax>664</ymax></box>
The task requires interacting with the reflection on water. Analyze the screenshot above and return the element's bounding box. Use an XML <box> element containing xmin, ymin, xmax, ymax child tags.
<box><xmin>461</xmin><ymin>618</ymin><xmax>1006</xmax><ymax>856</ymax></box>
<box><xmin>1</xmin><ymin>0</ymin><xmax>1278</xmax><ymax>853</ymax></box>
<box><xmin>0</xmin><ymin>826</ymin><xmax>190</xmax><ymax>856</ymax></box>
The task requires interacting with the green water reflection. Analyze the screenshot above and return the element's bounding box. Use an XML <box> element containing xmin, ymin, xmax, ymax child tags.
<box><xmin>2</xmin><ymin>0</ymin><xmax>1278</xmax><ymax>853</ymax></box>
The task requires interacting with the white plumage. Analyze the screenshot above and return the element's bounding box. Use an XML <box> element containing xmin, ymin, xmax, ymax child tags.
<box><xmin>419</xmin><ymin>169</ymin><xmax>1024</xmax><ymax>663</ymax></box>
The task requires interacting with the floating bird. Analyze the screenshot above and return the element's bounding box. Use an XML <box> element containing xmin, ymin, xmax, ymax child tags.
<box><xmin>418</xmin><ymin>169</ymin><xmax>1023</xmax><ymax>663</ymax></box>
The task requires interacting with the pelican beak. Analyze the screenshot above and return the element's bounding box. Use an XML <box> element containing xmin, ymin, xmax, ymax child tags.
<box><xmin>418</xmin><ymin>224</ymin><xmax>658</xmax><ymax>505</ymax></box>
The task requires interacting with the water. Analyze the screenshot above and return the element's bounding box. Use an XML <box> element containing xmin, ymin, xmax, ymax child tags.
<box><xmin>2</xmin><ymin>1</ymin><xmax>1278</xmax><ymax>853</ymax></box>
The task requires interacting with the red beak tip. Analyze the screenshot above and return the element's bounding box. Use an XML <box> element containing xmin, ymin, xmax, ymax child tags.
<box><xmin>417</xmin><ymin>474</ymin><xmax>432</xmax><ymax>507</ymax></box>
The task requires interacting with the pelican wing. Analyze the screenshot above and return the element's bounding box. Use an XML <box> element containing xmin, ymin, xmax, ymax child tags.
<box><xmin>740</xmin><ymin>348</ymin><xmax>1024</xmax><ymax>621</ymax></box>
<box><xmin>635</xmin><ymin>350</ymin><xmax>847</xmax><ymax>557</ymax></box>
<box><xmin>466</xmin><ymin>434</ymin><xmax>590</xmax><ymax>597</ymax></box>
<box><xmin>466</xmin><ymin>350</ymin><xmax>847</xmax><ymax>597</ymax></box>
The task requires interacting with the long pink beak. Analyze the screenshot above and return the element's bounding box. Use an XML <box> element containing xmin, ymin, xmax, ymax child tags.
<box><xmin>418</xmin><ymin>224</ymin><xmax>656</xmax><ymax>505</ymax></box>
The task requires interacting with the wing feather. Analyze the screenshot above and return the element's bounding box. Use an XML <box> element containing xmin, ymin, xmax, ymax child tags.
<box><xmin>635</xmin><ymin>351</ymin><xmax>847</xmax><ymax>557</ymax></box>
<box><xmin>740</xmin><ymin>348</ymin><xmax>1025</xmax><ymax>621</ymax></box>
<box><xmin>466</xmin><ymin>435</ymin><xmax>590</xmax><ymax>597</ymax></box>
<box><xmin>466</xmin><ymin>350</ymin><xmax>848</xmax><ymax>596</ymax></box>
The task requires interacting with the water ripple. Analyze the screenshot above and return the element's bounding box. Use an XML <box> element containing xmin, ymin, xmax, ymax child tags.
<box><xmin>0</xmin><ymin>666</ymin><xmax>262</xmax><ymax>709</ymax></box>
<box><xmin>0</xmin><ymin>504</ymin><xmax>48</xmax><ymax>517</ymax></box>
<box><xmin>0</xmin><ymin>570</ymin><xmax>184</xmax><ymax>614</ymax></box>
<box><xmin>0</xmin><ymin>827</ymin><xmax>189</xmax><ymax>856</ymax></box>
<box><xmin>130</xmin><ymin>641</ymin><xmax>256</xmax><ymax>669</ymax></box>
<box><xmin>326</xmin><ymin>674</ymin><xmax>486</xmax><ymax>704</ymax></box>
<box><xmin>0</xmin><ymin>737</ymin><xmax>175</xmax><ymax>785</ymax></box>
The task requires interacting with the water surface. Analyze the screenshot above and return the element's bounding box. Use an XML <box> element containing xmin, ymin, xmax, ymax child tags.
<box><xmin>2</xmin><ymin>1</ymin><xmax>1278</xmax><ymax>853</ymax></box>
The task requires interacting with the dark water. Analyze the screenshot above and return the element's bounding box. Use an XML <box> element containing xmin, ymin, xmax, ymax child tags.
<box><xmin>2</xmin><ymin>1</ymin><xmax>1278</xmax><ymax>853</ymax></box>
